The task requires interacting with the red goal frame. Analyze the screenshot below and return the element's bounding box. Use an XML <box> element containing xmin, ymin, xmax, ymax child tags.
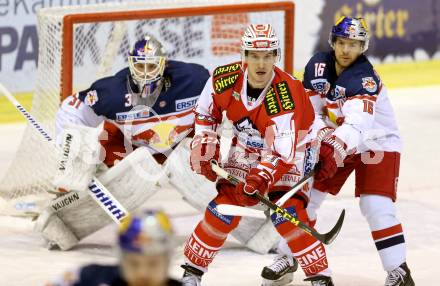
<box><xmin>61</xmin><ymin>1</ymin><xmax>295</xmax><ymax>99</ymax></box>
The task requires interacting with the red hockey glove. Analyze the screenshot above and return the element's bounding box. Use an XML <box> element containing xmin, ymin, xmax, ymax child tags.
<box><xmin>236</xmin><ymin>168</ymin><xmax>272</xmax><ymax>206</ymax></box>
<box><xmin>190</xmin><ymin>131</ymin><xmax>220</xmax><ymax>182</ymax></box>
<box><xmin>315</xmin><ymin>136</ymin><xmax>347</xmax><ymax>182</ymax></box>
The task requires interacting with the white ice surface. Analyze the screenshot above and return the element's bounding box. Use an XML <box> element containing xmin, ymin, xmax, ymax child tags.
<box><xmin>0</xmin><ymin>86</ymin><xmax>439</xmax><ymax>285</ymax></box>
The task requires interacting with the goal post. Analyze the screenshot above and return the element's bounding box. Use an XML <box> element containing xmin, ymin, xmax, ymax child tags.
<box><xmin>0</xmin><ymin>0</ymin><xmax>295</xmax><ymax>213</ymax></box>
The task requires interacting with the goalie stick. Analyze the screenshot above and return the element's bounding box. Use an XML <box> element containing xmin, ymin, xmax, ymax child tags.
<box><xmin>0</xmin><ymin>83</ymin><xmax>128</xmax><ymax>224</ymax></box>
<box><xmin>210</xmin><ymin>160</ymin><xmax>345</xmax><ymax>245</ymax></box>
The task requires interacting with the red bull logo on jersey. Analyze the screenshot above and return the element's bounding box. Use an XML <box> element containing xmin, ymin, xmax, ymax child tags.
<box><xmin>362</xmin><ymin>77</ymin><xmax>377</xmax><ymax>93</ymax></box>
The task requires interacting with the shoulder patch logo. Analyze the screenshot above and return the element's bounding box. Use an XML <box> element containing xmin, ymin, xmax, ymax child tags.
<box><xmin>85</xmin><ymin>90</ymin><xmax>98</xmax><ymax>106</ymax></box>
<box><xmin>276</xmin><ymin>81</ymin><xmax>295</xmax><ymax>111</ymax></box>
<box><xmin>213</xmin><ymin>63</ymin><xmax>241</xmax><ymax>78</ymax></box>
<box><xmin>264</xmin><ymin>86</ymin><xmax>281</xmax><ymax>115</ymax></box>
<box><xmin>310</xmin><ymin>78</ymin><xmax>330</xmax><ymax>95</ymax></box>
<box><xmin>334</xmin><ymin>85</ymin><xmax>346</xmax><ymax>99</ymax></box>
<box><xmin>214</xmin><ymin>73</ymin><xmax>239</xmax><ymax>94</ymax></box>
<box><xmin>362</xmin><ymin>77</ymin><xmax>377</xmax><ymax>93</ymax></box>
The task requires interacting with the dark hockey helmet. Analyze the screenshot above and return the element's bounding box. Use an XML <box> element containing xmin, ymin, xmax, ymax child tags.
<box><xmin>118</xmin><ymin>209</ymin><xmax>174</xmax><ymax>255</ymax></box>
<box><xmin>128</xmin><ymin>35</ymin><xmax>167</xmax><ymax>98</ymax></box>
<box><xmin>329</xmin><ymin>16</ymin><xmax>370</xmax><ymax>52</ymax></box>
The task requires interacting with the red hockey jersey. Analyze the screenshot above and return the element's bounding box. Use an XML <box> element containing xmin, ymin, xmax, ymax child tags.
<box><xmin>194</xmin><ymin>62</ymin><xmax>316</xmax><ymax>190</ymax></box>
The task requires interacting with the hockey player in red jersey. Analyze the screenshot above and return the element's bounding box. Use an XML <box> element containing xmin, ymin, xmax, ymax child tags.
<box><xmin>180</xmin><ymin>24</ymin><xmax>334</xmax><ymax>286</ymax></box>
<box><xmin>264</xmin><ymin>17</ymin><xmax>414</xmax><ymax>286</ymax></box>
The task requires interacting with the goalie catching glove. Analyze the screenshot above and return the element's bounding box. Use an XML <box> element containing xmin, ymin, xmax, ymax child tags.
<box><xmin>190</xmin><ymin>131</ymin><xmax>220</xmax><ymax>182</ymax></box>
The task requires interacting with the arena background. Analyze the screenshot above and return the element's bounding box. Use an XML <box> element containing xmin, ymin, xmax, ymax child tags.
<box><xmin>0</xmin><ymin>1</ymin><xmax>439</xmax><ymax>285</ymax></box>
<box><xmin>0</xmin><ymin>0</ymin><xmax>439</xmax><ymax>123</ymax></box>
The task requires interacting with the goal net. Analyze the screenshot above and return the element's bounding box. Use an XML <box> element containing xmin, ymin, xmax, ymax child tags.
<box><xmin>0</xmin><ymin>0</ymin><xmax>294</xmax><ymax>214</ymax></box>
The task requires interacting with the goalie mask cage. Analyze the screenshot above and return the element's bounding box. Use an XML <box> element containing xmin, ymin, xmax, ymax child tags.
<box><xmin>0</xmin><ymin>0</ymin><xmax>294</xmax><ymax>214</ymax></box>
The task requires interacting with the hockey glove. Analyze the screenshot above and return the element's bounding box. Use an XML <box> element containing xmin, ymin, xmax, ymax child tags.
<box><xmin>190</xmin><ymin>131</ymin><xmax>220</xmax><ymax>182</ymax></box>
<box><xmin>236</xmin><ymin>168</ymin><xmax>271</xmax><ymax>206</ymax></box>
<box><xmin>315</xmin><ymin>135</ymin><xmax>347</xmax><ymax>182</ymax></box>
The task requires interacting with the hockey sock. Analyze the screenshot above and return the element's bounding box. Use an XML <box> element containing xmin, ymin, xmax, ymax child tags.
<box><xmin>360</xmin><ymin>195</ymin><xmax>407</xmax><ymax>271</ymax></box>
<box><xmin>184</xmin><ymin>191</ymin><xmax>241</xmax><ymax>272</ymax></box>
<box><xmin>273</xmin><ymin>198</ymin><xmax>331</xmax><ymax>277</ymax></box>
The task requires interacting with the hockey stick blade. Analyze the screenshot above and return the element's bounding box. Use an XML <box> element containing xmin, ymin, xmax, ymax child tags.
<box><xmin>216</xmin><ymin>204</ymin><xmax>267</xmax><ymax>219</ymax></box>
<box><xmin>211</xmin><ymin>160</ymin><xmax>344</xmax><ymax>244</ymax></box>
<box><xmin>217</xmin><ymin>172</ymin><xmax>315</xmax><ymax>218</ymax></box>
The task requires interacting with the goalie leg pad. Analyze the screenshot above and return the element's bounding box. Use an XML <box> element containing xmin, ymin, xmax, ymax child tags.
<box><xmin>53</xmin><ymin>124</ymin><xmax>103</xmax><ymax>191</ymax></box>
<box><xmin>165</xmin><ymin>139</ymin><xmax>278</xmax><ymax>254</ymax></box>
<box><xmin>34</xmin><ymin>212</ymin><xmax>79</xmax><ymax>250</ymax></box>
<box><xmin>35</xmin><ymin>147</ymin><xmax>165</xmax><ymax>250</ymax></box>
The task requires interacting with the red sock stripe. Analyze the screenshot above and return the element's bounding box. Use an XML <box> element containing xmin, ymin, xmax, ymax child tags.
<box><xmin>371</xmin><ymin>224</ymin><xmax>403</xmax><ymax>241</ymax></box>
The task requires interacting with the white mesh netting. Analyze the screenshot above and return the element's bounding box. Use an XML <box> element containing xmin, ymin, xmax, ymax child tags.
<box><xmin>0</xmin><ymin>0</ymin><xmax>293</xmax><ymax>214</ymax></box>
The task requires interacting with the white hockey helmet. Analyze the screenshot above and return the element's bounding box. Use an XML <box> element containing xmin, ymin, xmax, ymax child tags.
<box><xmin>328</xmin><ymin>16</ymin><xmax>370</xmax><ymax>53</ymax></box>
<box><xmin>241</xmin><ymin>24</ymin><xmax>281</xmax><ymax>60</ymax></box>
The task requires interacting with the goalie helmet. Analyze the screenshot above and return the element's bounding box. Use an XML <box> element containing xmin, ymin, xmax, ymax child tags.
<box><xmin>128</xmin><ymin>35</ymin><xmax>167</xmax><ymax>100</ymax></box>
<box><xmin>118</xmin><ymin>209</ymin><xmax>174</xmax><ymax>255</ymax></box>
<box><xmin>241</xmin><ymin>24</ymin><xmax>280</xmax><ymax>60</ymax></box>
<box><xmin>328</xmin><ymin>16</ymin><xmax>370</xmax><ymax>52</ymax></box>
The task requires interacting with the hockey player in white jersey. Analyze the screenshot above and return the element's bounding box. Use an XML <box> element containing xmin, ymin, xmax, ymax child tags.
<box><xmin>34</xmin><ymin>35</ymin><xmax>210</xmax><ymax>250</ymax></box>
<box><xmin>262</xmin><ymin>17</ymin><xmax>414</xmax><ymax>286</ymax></box>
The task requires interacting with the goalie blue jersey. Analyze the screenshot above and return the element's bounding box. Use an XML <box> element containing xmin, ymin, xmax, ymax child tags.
<box><xmin>77</xmin><ymin>60</ymin><xmax>209</xmax><ymax>120</ymax></box>
<box><xmin>57</xmin><ymin>60</ymin><xmax>209</xmax><ymax>164</ymax></box>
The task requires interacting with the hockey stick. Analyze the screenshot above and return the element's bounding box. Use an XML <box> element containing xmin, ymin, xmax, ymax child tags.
<box><xmin>216</xmin><ymin>127</ymin><xmax>332</xmax><ymax>219</ymax></box>
<box><xmin>0</xmin><ymin>83</ymin><xmax>128</xmax><ymax>224</ymax></box>
<box><xmin>216</xmin><ymin>170</ymin><xmax>314</xmax><ymax>218</ymax></box>
<box><xmin>210</xmin><ymin>160</ymin><xmax>345</xmax><ymax>245</ymax></box>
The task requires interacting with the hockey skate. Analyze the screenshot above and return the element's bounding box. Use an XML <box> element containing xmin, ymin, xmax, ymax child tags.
<box><xmin>385</xmin><ymin>263</ymin><xmax>414</xmax><ymax>286</ymax></box>
<box><xmin>261</xmin><ymin>255</ymin><xmax>298</xmax><ymax>286</ymax></box>
<box><xmin>304</xmin><ymin>275</ymin><xmax>334</xmax><ymax>286</ymax></box>
<box><xmin>181</xmin><ymin>264</ymin><xmax>203</xmax><ymax>286</ymax></box>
